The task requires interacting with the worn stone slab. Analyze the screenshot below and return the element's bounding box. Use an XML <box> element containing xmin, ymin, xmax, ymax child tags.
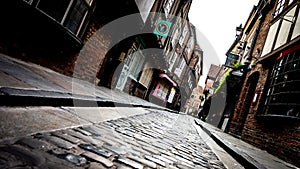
<box><xmin>145</xmin><ymin>155</ymin><xmax>166</xmax><ymax>167</ymax></box>
<box><xmin>64</xmin><ymin>129</ymin><xmax>99</xmax><ymax>145</ymax></box>
<box><xmin>0</xmin><ymin>107</ymin><xmax>82</xmax><ymax>139</ymax></box>
<box><xmin>116</xmin><ymin>156</ymin><xmax>143</xmax><ymax>169</ymax></box>
<box><xmin>51</xmin><ymin>131</ymin><xmax>81</xmax><ymax>144</ymax></box>
<box><xmin>63</xmin><ymin>107</ymin><xmax>150</xmax><ymax>124</ymax></box>
<box><xmin>102</xmin><ymin>143</ymin><xmax>127</xmax><ymax>155</ymax></box>
<box><xmin>0</xmin><ymin>56</ymin><xmax>65</xmax><ymax>92</ymax></box>
<box><xmin>0</xmin><ymin>72</ymin><xmax>34</xmax><ymax>89</ymax></box>
<box><xmin>83</xmin><ymin>151</ymin><xmax>114</xmax><ymax>168</ymax></box>
<box><xmin>40</xmin><ymin>135</ymin><xmax>75</xmax><ymax>150</ymax></box>
<box><xmin>16</xmin><ymin>137</ymin><xmax>53</xmax><ymax>150</ymax></box>
<box><xmin>79</xmin><ymin>144</ymin><xmax>113</xmax><ymax>158</ymax></box>
<box><xmin>128</xmin><ymin>155</ymin><xmax>157</xmax><ymax>168</ymax></box>
<box><xmin>0</xmin><ymin>145</ymin><xmax>46</xmax><ymax>166</ymax></box>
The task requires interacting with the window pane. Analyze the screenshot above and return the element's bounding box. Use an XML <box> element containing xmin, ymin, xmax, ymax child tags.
<box><xmin>37</xmin><ymin>0</ymin><xmax>71</xmax><ymax>22</ymax></box>
<box><xmin>264</xmin><ymin>48</ymin><xmax>300</xmax><ymax>117</ymax></box>
<box><xmin>64</xmin><ymin>0</ymin><xmax>88</xmax><ymax>35</ymax></box>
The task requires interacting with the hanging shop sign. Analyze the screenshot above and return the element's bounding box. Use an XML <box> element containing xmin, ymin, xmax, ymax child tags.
<box><xmin>225</xmin><ymin>53</ymin><xmax>239</xmax><ymax>68</ymax></box>
<box><xmin>153</xmin><ymin>20</ymin><xmax>172</xmax><ymax>37</ymax></box>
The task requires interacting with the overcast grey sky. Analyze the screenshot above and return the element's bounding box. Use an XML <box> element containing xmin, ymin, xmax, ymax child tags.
<box><xmin>189</xmin><ymin>0</ymin><xmax>259</xmax><ymax>87</ymax></box>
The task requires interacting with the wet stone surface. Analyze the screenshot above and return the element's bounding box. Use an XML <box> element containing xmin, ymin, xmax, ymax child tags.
<box><xmin>0</xmin><ymin>110</ymin><xmax>226</xmax><ymax>168</ymax></box>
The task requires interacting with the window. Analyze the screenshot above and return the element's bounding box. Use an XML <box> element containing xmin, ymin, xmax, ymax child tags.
<box><xmin>129</xmin><ymin>49</ymin><xmax>145</xmax><ymax>81</ymax></box>
<box><xmin>273</xmin><ymin>0</ymin><xmax>295</xmax><ymax>17</ymax></box>
<box><xmin>36</xmin><ymin>0</ymin><xmax>92</xmax><ymax>37</ymax></box>
<box><xmin>175</xmin><ymin>58</ymin><xmax>186</xmax><ymax>78</ymax></box>
<box><xmin>164</xmin><ymin>0</ymin><xmax>174</xmax><ymax>18</ymax></box>
<box><xmin>179</xmin><ymin>23</ymin><xmax>188</xmax><ymax>46</ymax></box>
<box><xmin>23</xmin><ymin>0</ymin><xmax>33</xmax><ymax>5</ymax></box>
<box><xmin>37</xmin><ymin>0</ymin><xmax>71</xmax><ymax>22</ymax></box>
<box><xmin>274</xmin><ymin>0</ymin><xmax>286</xmax><ymax>17</ymax></box>
<box><xmin>264</xmin><ymin>47</ymin><xmax>300</xmax><ymax>117</ymax></box>
<box><xmin>139</xmin><ymin>64</ymin><xmax>153</xmax><ymax>88</ymax></box>
<box><xmin>171</xmin><ymin>29</ymin><xmax>179</xmax><ymax>47</ymax></box>
<box><xmin>156</xmin><ymin>82</ymin><xmax>169</xmax><ymax>99</ymax></box>
<box><xmin>168</xmin><ymin>52</ymin><xmax>178</xmax><ymax>71</ymax></box>
<box><xmin>64</xmin><ymin>0</ymin><xmax>89</xmax><ymax>35</ymax></box>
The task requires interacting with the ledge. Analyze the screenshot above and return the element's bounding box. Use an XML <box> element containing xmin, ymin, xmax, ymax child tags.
<box><xmin>255</xmin><ymin>114</ymin><xmax>300</xmax><ymax>121</ymax></box>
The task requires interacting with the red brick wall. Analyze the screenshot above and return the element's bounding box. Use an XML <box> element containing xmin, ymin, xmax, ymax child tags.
<box><xmin>73</xmin><ymin>20</ymin><xmax>111</xmax><ymax>83</ymax></box>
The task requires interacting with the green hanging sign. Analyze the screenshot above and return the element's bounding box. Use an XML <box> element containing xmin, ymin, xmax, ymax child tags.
<box><xmin>153</xmin><ymin>20</ymin><xmax>172</xmax><ymax>37</ymax></box>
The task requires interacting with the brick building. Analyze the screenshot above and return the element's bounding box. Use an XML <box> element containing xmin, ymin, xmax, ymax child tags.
<box><xmin>0</xmin><ymin>0</ymin><xmax>201</xmax><ymax>111</ymax></box>
<box><xmin>184</xmin><ymin>85</ymin><xmax>204</xmax><ymax>116</ymax></box>
<box><xmin>224</xmin><ymin>0</ymin><xmax>300</xmax><ymax>167</ymax></box>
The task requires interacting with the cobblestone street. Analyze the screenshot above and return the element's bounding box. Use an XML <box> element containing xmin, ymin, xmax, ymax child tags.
<box><xmin>0</xmin><ymin>110</ymin><xmax>225</xmax><ymax>169</ymax></box>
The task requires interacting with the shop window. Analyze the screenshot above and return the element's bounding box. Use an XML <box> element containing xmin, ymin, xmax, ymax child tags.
<box><xmin>264</xmin><ymin>48</ymin><xmax>300</xmax><ymax>118</ymax></box>
<box><xmin>139</xmin><ymin>65</ymin><xmax>153</xmax><ymax>88</ymax></box>
<box><xmin>156</xmin><ymin>82</ymin><xmax>169</xmax><ymax>99</ymax></box>
<box><xmin>129</xmin><ymin>49</ymin><xmax>145</xmax><ymax>81</ymax></box>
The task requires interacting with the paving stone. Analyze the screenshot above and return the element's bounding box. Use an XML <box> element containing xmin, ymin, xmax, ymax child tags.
<box><xmin>172</xmin><ymin>149</ymin><xmax>193</xmax><ymax>161</ymax></box>
<box><xmin>209</xmin><ymin>160</ymin><xmax>225</xmax><ymax>168</ymax></box>
<box><xmin>81</xmin><ymin>126</ymin><xmax>103</xmax><ymax>136</ymax></box>
<box><xmin>0</xmin><ymin>145</ymin><xmax>45</xmax><ymax>166</ymax></box>
<box><xmin>174</xmin><ymin>155</ymin><xmax>194</xmax><ymax>166</ymax></box>
<box><xmin>16</xmin><ymin>137</ymin><xmax>53</xmax><ymax>150</ymax></box>
<box><xmin>153</xmin><ymin>154</ymin><xmax>174</xmax><ymax>165</ymax></box>
<box><xmin>145</xmin><ymin>155</ymin><xmax>166</xmax><ymax>167</ymax></box>
<box><xmin>128</xmin><ymin>155</ymin><xmax>157</xmax><ymax>168</ymax></box>
<box><xmin>40</xmin><ymin>134</ymin><xmax>75</xmax><ymax>149</ymax></box>
<box><xmin>124</xmin><ymin>149</ymin><xmax>140</xmax><ymax>156</ymax></box>
<box><xmin>176</xmin><ymin>163</ymin><xmax>195</xmax><ymax>169</ymax></box>
<box><xmin>123</xmin><ymin>139</ymin><xmax>140</xmax><ymax>147</ymax></box>
<box><xmin>75</xmin><ymin>128</ymin><xmax>93</xmax><ymax>136</ymax></box>
<box><xmin>79</xmin><ymin>144</ymin><xmax>113</xmax><ymax>158</ymax></box>
<box><xmin>151</xmin><ymin>141</ymin><xmax>169</xmax><ymax>151</ymax></box>
<box><xmin>192</xmin><ymin>158</ymin><xmax>209</xmax><ymax>168</ymax></box>
<box><xmin>102</xmin><ymin>135</ymin><xmax>128</xmax><ymax>146</ymax></box>
<box><xmin>168</xmin><ymin>165</ymin><xmax>180</xmax><ymax>169</ymax></box>
<box><xmin>52</xmin><ymin>131</ymin><xmax>81</xmax><ymax>144</ymax></box>
<box><xmin>65</xmin><ymin>129</ymin><xmax>98</xmax><ymax>145</ymax></box>
<box><xmin>103</xmin><ymin>143</ymin><xmax>127</xmax><ymax>155</ymax></box>
<box><xmin>161</xmin><ymin>153</ymin><xmax>178</xmax><ymax>163</ymax></box>
<box><xmin>88</xmin><ymin>162</ymin><xmax>107</xmax><ymax>169</ymax></box>
<box><xmin>117</xmin><ymin>165</ymin><xmax>132</xmax><ymax>169</ymax></box>
<box><xmin>142</xmin><ymin>146</ymin><xmax>160</xmax><ymax>155</ymax></box>
<box><xmin>83</xmin><ymin>151</ymin><xmax>114</xmax><ymax>168</ymax></box>
<box><xmin>116</xmin><ymin>156</ymin><xmax>143</xmax><ymax>169</ymax></box>
<box><xmin>0</xmin><ymin>150</ymin><xmax>26</xmax><ymax>168</ymax></box>
<box><xmin>50</xmin><ymin>152</ymin><xmax>87</xmax><ymax>166</ymax></box>
<box><xmin>133</xmin><ymin>134</ymin><xmax>152</xmax><ymax>143</ymax></box>
<box><xmin>131</xmin><ymin>146</ymin><xmax>151</xmax><ymax>156</ymax></box>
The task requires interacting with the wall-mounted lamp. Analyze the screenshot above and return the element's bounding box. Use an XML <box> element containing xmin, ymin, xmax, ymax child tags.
<box><xmin>235</xmin><ymin>24</ymin><xmax>243</xmax><ymax>37</ymax></box>
<box><xmin>242</xmin><ymin>56</ymin><xmax>259</xmax><ymax>69</ymax></box>
<box><xmin>248</xmin><ymin>56</ymin><xmax>259</xmax><ymax>68</ymax></box>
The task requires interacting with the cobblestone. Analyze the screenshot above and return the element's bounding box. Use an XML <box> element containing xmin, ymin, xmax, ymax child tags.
<box><xmin>38</xmin><ymin>134</ymin><xmax>75</xmax><ymax>150</ymax></box>
<box><xmin>83</xmin><ymin>151</ymin><xmax>114</xmax><ymax>168</ymax></box>
<box><xmin>0</xmin><ymin>110</ymin><xmax>226</xmax><ymax>168</ymax></box>
<box><xmin>128</xmin><ymin>155</ymin><xmax>157</xmax><ymax>168</ymax></box>
<box><xmin>116</xmin><ymin>156</ymin><xmax>144</xmax><ymax>169</ymax></box>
